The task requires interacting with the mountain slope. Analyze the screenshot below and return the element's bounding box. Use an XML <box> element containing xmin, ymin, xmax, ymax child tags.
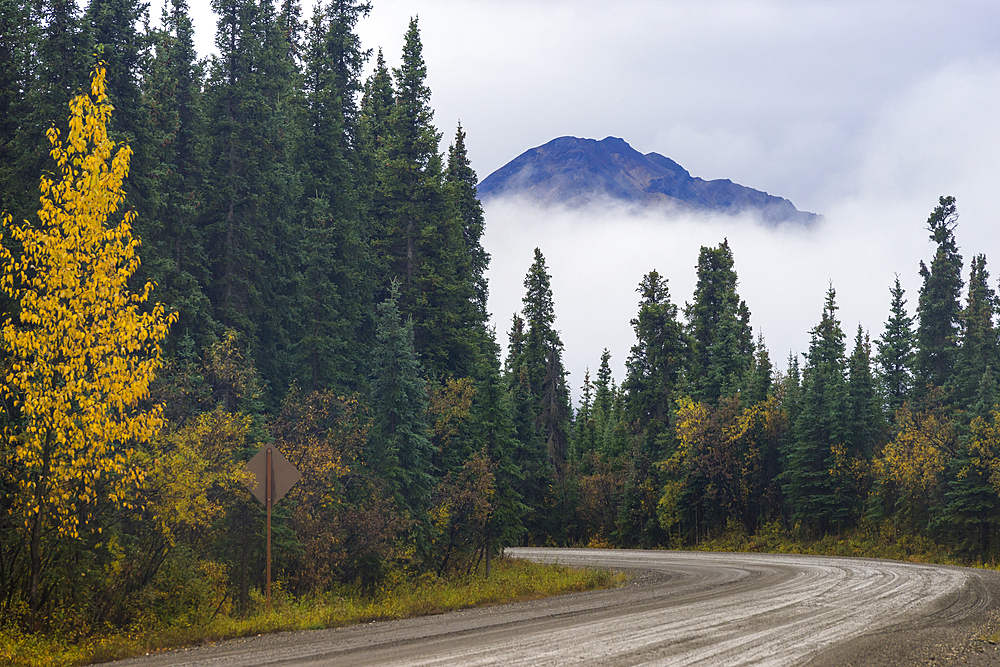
<box><xmin>478</xmin><ymin>136</ymin><xmax>818</xmax><ymax>225</ymax></box>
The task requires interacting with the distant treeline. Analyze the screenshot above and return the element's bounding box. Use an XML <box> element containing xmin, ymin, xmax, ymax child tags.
<box><xmin>1</xmin><ymin>0</ymin><xmax>998</xmax><ymax>636</ymax></box>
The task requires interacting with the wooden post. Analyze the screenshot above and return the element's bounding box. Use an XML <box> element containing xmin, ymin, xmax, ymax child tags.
<box><xmin>266</xmin><ymin>447</ymin><xmax>272</xmax><ymax>613</ymax></box>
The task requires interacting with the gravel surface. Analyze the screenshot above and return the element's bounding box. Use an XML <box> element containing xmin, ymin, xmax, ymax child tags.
<box><xmin>100</xmin><ymin>548</ymin><xmax>1000</xmax><ymax>666</ymax></box>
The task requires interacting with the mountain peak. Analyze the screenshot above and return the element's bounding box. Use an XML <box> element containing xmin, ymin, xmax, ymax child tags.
<box><xmin>478</xmin><ymin>136</ymin><xmax>818</xmax><ymax>225</ymax></box>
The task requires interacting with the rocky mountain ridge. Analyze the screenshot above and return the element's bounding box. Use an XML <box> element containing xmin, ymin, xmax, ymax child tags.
<box><xmin>478</xmin><ymin>136</ymin><xmax>818</xmax><ymax>225</ymax></box>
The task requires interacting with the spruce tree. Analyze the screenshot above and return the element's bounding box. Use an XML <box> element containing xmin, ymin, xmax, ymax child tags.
<box><xmin>368</xmin><ymin>282</ymin><xmax>433</xmax><ymax>533</ymax></box>
<box><xmin>504</xmin><ymin>312</ymin><xmax>549</xmax><ymax>539</ymax></box>
<box><xmin>375</xmin><ymin>18</ymin><xmax>479</xmax><ymax>379</ymax></box>
<box><xmin>288</xmin><ymin>0</ymin><xmax>372</xmax><ymax>393</ymax></box>
<box><xmin>617</xmin><ymin>270</ymin><xmax>687</xmax><ymax>547</ymax></box>
<box><xmin>84</xmin><ymin>0</ymin><xmax>151</xmax><ymax>199</ymax></box>
<box><xmin>520</xmin><ymin>248</ymin><xmax>571</xmax><ymax>484</ymax></box>
<box><xmin>784</xmin><ymin>285</ymin><xmax>851</xmax><ymax>535</ymax></box>
<box><xmin>204</xmin><ymin>0</ymin><xmax>302</xmax><ymax>399</ymax></box>
<box><xmin>936</xmin><ymin>257</ymin><xmax>1000</xmax><ymax>553</ymax></box>
<box><xmin>623</xmin><ymin>270</ymin><xmax>688</xmax><ymax>435</ymax></box>
<box><xmin>446</xmin><ymin>122</ymin><xmax>490</xmax><ymax>322</ymax></box>
<box><xmin>140</xmin><ymin>0</ymin><xmax>214</xmax><ymax>352</ymax></box>
<box><xmin>594</xmin><ymin>349</ymin><xmax>614</xmax><ymax>416</ymax></box>
<box><xmin>745</xmin><ymin>332</ymin><xmax>773</xmax><ymax>405</ymax></box>
<box><xmin>954</xmin><ymin>254</ymin><xmax>999</xmax><ymax>410</ymax></box>
<box><xmin>277</xmin><ymin>0</ymin><xmax>305</xmax><ymax>60</ymax></box>
<box><xmin>914</xmin><ymin>196</ymin><xmax>963</xmax><ymax>397</ymax></box>
<box><xmin>0</xmin><ymin>0</ymin><xmax>33</xmax><ymax>222</ymax></box>
<box><xmin>593</xmin><ymin>348</ymin><xmax>618</xmax><ymax>453</ymax></box>
<box><xmin>357</xmin><ymin>48</ymin><xmax>393</xmax><ymax>209</ymax></box>
<box><xmin>470</xmin><ymin>340</ymin><xmax>526</xmax><ymax>559</ymax></box>
<box><xmin>572</xmin><ymin>369</ymin><xmax>597</xmax><ymax>460</ymax></box>
<box><xmin>846</xmin><ymin>325</ymin><xmax>880</xmax><ymax>459</ymax></box>
<box><xmin>703</xmin><ymin>292</ymin><xmax>752</xmax><ymax>401</ymax></box>
<box><xmin>685</xmin><ymin>240</ymin><xmax>753</xmax><ymax>404</ymax></box>
<box><xmin>876</xmin><ymin>276</ymin><xmax>915</xmax><ymax>419</ymax></box>
<box><xmin>782</xmin><ymin>351</ymin><xmax>803</xmax><ymax>430</ymax></box>
<box><xmin>942</xmin><ymin>369</ymin><xmax>1000</xmax><ymax>557</ymax></box>
<box><xmin>359</xmin><ymin>49</ymin><xmax>393</xmax><ymax>153</ymax></box>
<box><xmin>298</xmin><ymin>0</ymin><xmax>369</xmax><ymax>202</ymax></box>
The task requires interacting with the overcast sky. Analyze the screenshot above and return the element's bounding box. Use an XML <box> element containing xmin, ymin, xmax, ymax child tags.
<box><xmin>184</xmin><ymin>0</ymin><xmax>1000</xmax><ymax>398</ymax></box>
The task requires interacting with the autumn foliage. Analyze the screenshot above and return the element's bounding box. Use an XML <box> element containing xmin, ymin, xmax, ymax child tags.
<box><xmin>1</xmin><ymin>65</ymin><xmax>176</xmax><ymax>626</ymax></box>
<box><xmin>2</xmin><ymin>65</ymin><xmax>175</xmax><ymax>538</ymax></box>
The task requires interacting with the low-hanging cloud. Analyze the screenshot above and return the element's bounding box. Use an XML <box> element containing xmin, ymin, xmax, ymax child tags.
<box><xmin>484</xmin><ymin>197</ymin><xmax>912</xmax><ymax>398</ymax></box>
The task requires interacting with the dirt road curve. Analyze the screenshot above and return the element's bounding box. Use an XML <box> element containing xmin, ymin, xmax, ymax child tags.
<box><xmin>103</xmin><ymin>548</ymin><xmax>1000</xmax><ymax>667</ymax></box>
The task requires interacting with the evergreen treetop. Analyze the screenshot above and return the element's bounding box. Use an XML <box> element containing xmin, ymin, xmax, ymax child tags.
<box><xmin>915</xmin><ymin>195</ymin><xmax>963</xmax><ymax>396</ymax></box>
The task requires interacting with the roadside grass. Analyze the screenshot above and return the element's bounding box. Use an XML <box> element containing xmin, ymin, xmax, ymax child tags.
<box><xmin>687</xmin><ymin>519</ymin><xmax>981</xmax><ymax>568</ymax></box>
<box><xmin>0</xmin><ymin>557</ymin><xmax>622</xmax><ymax>667</ymax></box>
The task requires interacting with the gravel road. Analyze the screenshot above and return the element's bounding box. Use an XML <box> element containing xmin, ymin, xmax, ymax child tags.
<box><xmin>102</xmin><ymin>548</ymin><xmax>1000</xmax><ymax>666</ymax></box>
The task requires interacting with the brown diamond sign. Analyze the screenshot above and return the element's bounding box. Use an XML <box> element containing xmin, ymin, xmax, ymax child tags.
<box><xmin>244</xmin><ymin>444</ymin><xmax>301</xmax><ymax>505</ymax></box>
<box><xmin>243</xmin><ymin>444</ymin><xmax>301</xmax><ymax>613</ymax></box>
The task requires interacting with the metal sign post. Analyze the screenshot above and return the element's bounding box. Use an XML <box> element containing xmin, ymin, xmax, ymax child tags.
<box><xmin>266</xmin><ymin>447</ymin><xmax>272</xmax><ymax>612</ymax></box>
<box><xmin>245</xmin><ymin>444</ymin><xmax>301</xmax><ymax>613</ymax></box>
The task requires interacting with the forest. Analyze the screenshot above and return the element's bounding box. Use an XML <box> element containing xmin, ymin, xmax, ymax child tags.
<box><xmin>2</xmin><ymin>0</ymin><xmax>1000</xmax><ymax>639</ymax></box>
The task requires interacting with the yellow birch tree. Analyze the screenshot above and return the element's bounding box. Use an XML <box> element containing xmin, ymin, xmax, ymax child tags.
<box><xmin>0</xmin><ymin>65</ymin><xmax>175</xmax><ymax>625</ymax></box>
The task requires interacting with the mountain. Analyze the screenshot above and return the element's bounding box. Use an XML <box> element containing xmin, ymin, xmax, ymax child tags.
<box><xmin>477</xmin><ymin>136</ymin><xmax>819</xmax><ymax>225</ymax></box>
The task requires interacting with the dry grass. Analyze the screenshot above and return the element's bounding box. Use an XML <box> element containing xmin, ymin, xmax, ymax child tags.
<box><xmin>0</xmin><ymin>557</ymin><xmax>621</xmax><ymax>667</ymax></box>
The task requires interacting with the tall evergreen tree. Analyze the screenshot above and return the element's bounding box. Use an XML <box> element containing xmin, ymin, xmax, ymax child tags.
<box><xmin>0</xmin><ymin>0</ymin><xmax>34</xmax><ymax>222</ymax></box>
<box><xmin>504</xmin><ymin>311</ymin><xmax>549</xmax><ymax>540</ymax></box>
<box><xmin>84</xmin><ymin>0</ymin><xmax>150</xmax><ymax>193</ymax></box>
<box><xmin>368</xmin><ymin>282</ymin><xmax>433</xmax><ymax>532</ymax></box>
<box><xmin>784</xmin><ymin>285</ymin><xmax>851</xmax><ymax>534</ymax></box>
<box><xmin>623</xmin><ymin>270</ymin><xmax>688</xmax><ymax>436</ymax></box>
<box><xmin>782</xmin><ymin>351</ymin><xmax>803</xmax><ymax>429</ymax></box>
<box><xmin>942</xmin><ymin>367</ymin><xmax>1000</xmax><ymax>557</ymax></box>
<box><xmin>846</xmin><ymin>325</ymin><xmax>880</xmax><ymax>459</ymax></box>
<box><xmin>204</xmin><ymin>0</ymin><xmax>302</xmax><ymax>399</ymax></box>
<box><xmin>954</xmin><ymin>254</ymin><xmax>999</xmax><ymax>410</ymax></box>
<box><xmin>469</xmin><ymin>336</ymin><xmax>526</xmax><ymax>558</ymax></box>
<box><xmin>685</xmin><ymin>240</ymin><xmax>753</xmax><ymax>404</ymax></box>
<box><xmin>745</xmin><ymin>332</ymin><xmax>773</xmax><ymax>405</ymax></box>
<box><xmin>572</xmin><ymin>369</ymin><xmax>597</xmax><ymax>460</ymax></box>
<box><xmin>520</xmin><ymin>248</ymin><xmax>571</xmax><ymax>484</ymax></box>
<box><xmin>140</xmin><ymin>0</ymin><xmax>214</xmax><ymax>352</ymax></box>
<box><xmin>703</xmin><ymin>292</ymin><xmax>752</xmax><ymax>401</ymax></box>
<box><xmin>935</xmin><ymin>259</ymin><xmax>999</xmax><ymax>554</ymax></box>
<box><xmin>289</xmin><ymin>0</ymin><xmax>372</xmax><ymax>393</ymax></box>
<box><xmin>357</xmin><ymin>48</ymin><xmax>393</xmax><ymax>201</ymax></box>
<box><xmin>592</xmin><ymin>348</ymin><xmax>619</xmax><ymax>453</ymax></box>
<box><xmin>375</xmin><ymin>18</ymin><xmax>479</xmax><ymax>379</ymax></box>
<box><xmin>617</xmin><ymin>270</ymin><xmax>687</xmax><ymax>547</ymax></box>
<box><xmin>876</xmin><ymin>276</ymin><xmax>915</xmax><ymax>419</ymax></box>
<box><xmin>594</xmin><ymin>349</ymin><xmax>614</xmax><ymax>419</ymax></box>
<box><xmin>445</xmin><ymin>122</ymin><xmax>490</xmax><ymax>322</ymax></box>
<box><xmin>914</xmin><ymin>196</ymin><xmax>963</xmax><ymax>397</ymax></box>
<box><xmin>277</xmin><ymin>0</ymin><xmax>305</xmax><ymax>61</ymax></box>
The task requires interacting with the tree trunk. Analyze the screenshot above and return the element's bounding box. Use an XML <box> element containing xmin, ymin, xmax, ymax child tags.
<box><xmin>239</xmin><ymin>503</ymin><xmax>249</xmax><ymax>616</ymax></box>
<box><xmin>29</xmin><ymin>510</ymin><xmax>41</xmax><ymax>631</ymax></box>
